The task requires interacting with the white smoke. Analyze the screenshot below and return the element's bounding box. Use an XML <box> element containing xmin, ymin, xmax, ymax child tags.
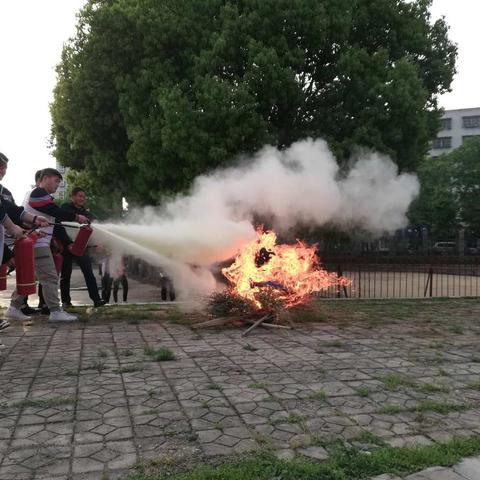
<box><xmin>92</xmin><ymin>138</ymin><xmax>419</xmax><ymax>297</ymax></box>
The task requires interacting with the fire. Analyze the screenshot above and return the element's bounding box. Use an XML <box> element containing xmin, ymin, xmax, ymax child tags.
<box><xmin>222</xmin><ymin>229</ymin><xmax>350</xmax><ymax>308</ymax></box>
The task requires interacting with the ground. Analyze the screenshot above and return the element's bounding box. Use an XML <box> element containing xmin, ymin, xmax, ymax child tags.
<box><xmin>1</xmin><ymin>281</ymin><xmax>480</xmax><ymax>479</ymax></box>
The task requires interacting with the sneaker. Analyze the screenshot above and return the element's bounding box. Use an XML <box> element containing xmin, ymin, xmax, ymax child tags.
<box><xmin>5</xmin><ymin>307</ymin><xmax>29</xmax><ymax>321</ymax></box>
<box><xmin>40</xmin><ymin>306</ymin><xmax>50</xmax><ymax>315</ymax></box>
<box><xmin>48</xmin><ymin>310</ymin><xmax>78</xmax><ymax>322</ymax></box>
<box><xmin>0</xmin><ymin>319</ymin><xmax>10</xmax><ymax>330</ymax></box>
<box><xmin>93</xmin><ymin>299</ymin><xmax>107</xmax><ymax>308</ymax></box>
<box><xmin>62</xmin><ymin>303</ymin><xmax>73</xmax><ymax>308</ymax></box>
<box><xmin>21</xmin><ymin>305</ymin><xmax>40</xmax><ymax>316</ymax></box>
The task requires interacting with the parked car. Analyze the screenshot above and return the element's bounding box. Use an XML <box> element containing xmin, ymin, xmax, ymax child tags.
<box><xmin>432</xmin><ymin>242</ymin><xmax>456</xmax><ymax>255</ymax></box>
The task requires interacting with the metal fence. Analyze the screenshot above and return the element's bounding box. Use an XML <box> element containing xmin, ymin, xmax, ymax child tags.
<box><xmin>319</xmin><ymin>256</ymin><xmax>480</xmax><ymax>299</ymax></box>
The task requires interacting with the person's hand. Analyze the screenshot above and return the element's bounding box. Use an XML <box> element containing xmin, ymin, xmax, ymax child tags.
<box><xmin>77</xmin><ymin>214</ymin><xmax>89</xmax><ymax>224</ymax></box>
<box><xmin>8</xmin><ymin>224</ymin><xmax>25</xmax><ymax>240</ymax></box>
<box><xmin>35</xmin><ymin>216</ymin><xmax>49</xmax><ymax>228</ymax></box>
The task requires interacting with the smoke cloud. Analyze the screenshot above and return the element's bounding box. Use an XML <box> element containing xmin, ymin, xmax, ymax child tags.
<box><xmin>92</xmin><ymin>138</ymin><xmax>419</xmax><ymax>296</ymax></box>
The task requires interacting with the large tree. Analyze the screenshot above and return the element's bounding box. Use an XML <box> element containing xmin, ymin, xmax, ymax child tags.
<box><xmin>51</xmin><ymin>0</ymin><xmax>456</xmax><ymax>205</ymax></box>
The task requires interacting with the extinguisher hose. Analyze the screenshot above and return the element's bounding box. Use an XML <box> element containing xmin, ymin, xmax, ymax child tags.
<box><xmin>48</xmin><ymin>222</ymin><xmax>86</xmax><ymax>229</ymax></box>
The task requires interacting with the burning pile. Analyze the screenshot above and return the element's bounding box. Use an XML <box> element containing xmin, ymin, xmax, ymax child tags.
<box><xmin>222</xmin><ymin>229</ymin><xmax>348</xmax><ymax>309</ymax></box>
<box><xmin>199</xmin><ymin>229</ymin><xmax>350</xmax><ymax>334</ymax></box>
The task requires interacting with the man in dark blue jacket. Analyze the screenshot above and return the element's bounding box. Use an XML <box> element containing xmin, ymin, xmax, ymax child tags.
<box><xmin>57</xmin><ymin>187</ymin><xmax>105</xmax><ymax>308</ymax></box>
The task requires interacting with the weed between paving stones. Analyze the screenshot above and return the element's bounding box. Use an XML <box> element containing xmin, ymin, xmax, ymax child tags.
<box><xmin>379</xmin><ymin>401</ymin><xmax>471</xmax><ymax>415</ymax></box>
<box><xmin>2</xmin><ymin>396</ymin><xmax>76</xmax><ymax>409</ymax></box>
<box><xmin>144</xmin><ymin>346</ymin><xmax>176</xmax><ymax>361</ymax></box>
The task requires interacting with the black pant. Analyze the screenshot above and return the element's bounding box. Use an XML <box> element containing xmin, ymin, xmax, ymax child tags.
<box><xmin>102</xmin><ymin>274</ymin><xmax>128</xmax><ymax>303</ymax></box>
<box><xmin>113</xmin><ymin>275</ymin><xmax>128</xmax><ymax>303</ymax></box>
<box><xmin>60</xmin><ymin>251</ymin><xmax>101</xmax><ymax>305</ymax></box>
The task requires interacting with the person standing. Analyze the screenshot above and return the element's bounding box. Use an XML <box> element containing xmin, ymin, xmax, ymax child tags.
<box><xmin>0</xmin><ymin>154</ymin><xmax>49</xmax><ymax>329</ymax></box>
<box><xmin>57</xmin><ymin>187</ymin><xmax>105</xmax><ymax>308</ymax></box>
<box><xmin>6</xmin><ymin>168</ymin><xmax>89</xmax><ymax>322</ymax></box>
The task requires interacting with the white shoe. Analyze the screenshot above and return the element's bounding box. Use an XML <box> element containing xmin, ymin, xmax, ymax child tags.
<box><xmin>48</xmin><ymin>310</ymin><xmax>77</xmax><ymax>322</ymax></box>
<box><xmin>5</xmin><ymin>307</ymin><xmax>29</xmax><ymax>321</ymax></box>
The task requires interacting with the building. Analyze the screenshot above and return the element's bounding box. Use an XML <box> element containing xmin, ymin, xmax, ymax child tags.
<box><xmin>53</xmin><ymin>162</ymin><xmax>69</xmax><ymax>201</ymax></box>
<box><xmin>429</xmin><ymin>107</ymin><xmax>480</xmax><ymax>157</ymax></box>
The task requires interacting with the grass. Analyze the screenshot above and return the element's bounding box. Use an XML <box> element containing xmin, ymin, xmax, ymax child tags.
<box><xmin>379</xmin><ymin>373</ymin><xmax>416</xmax><ymax>391</ymax></box>
<box><xmin>213</xmin><ymin>422</ymin><xmax>224</xmax><ymax>432</ymax></box>
<box><xmin>84</xmin><ymin>360</ymin><xmax>107</xmax><ymax>374</ymax></box>
<box><xmin>417</xmin><ymin>383</ymin><xmax>450</xmax><ymax>394</ymax></box>
<box><xmin>3</xmin><ymin>396</ymin><xmax>76</xmax><ymax>410</ymax></box>
<box><xmin>64</xmin><ymin>368</ymin><xmax>79</xmax><ymax>377</ymax></box>
<box><xmin>248</xmin><ymin>383</ymin><xmax>268</xmax><ymax>389</ymax></box>
<box><xmin>352</xmin><ymin>431</ymin><xmax>387</xmax><ymax>447</ymax></box>
<box><xmin>127</xmin><ymin>435</ymin><xmax>480</xmax><ymax>480</ymax></box>
<box><xmin>468</xmin><ymin>381</ymin><xmax>480</xmax><ymax>391</ymax></box>
<box><xmin>98</xmin><ymin>348</ymin><xmax>109</xmax><ymax>358</ymax></box>
<box><xmin>379</xmin><ymin>401</ymin><xmax>470</xmax><ymax>415</ymax></box>
<box><xmin>206</xmin><ymin>384</ymin><xmax>223</xmax><ymax>391</ymax></box>
<box><xmin>355</xmin><ymin>387</ymin><xmax>371</xmax><ymax>398</ymax></box>
<box><xmin>308</xmin><ymin>390</ymin><xmax>328</xmax><ymax>402</ymax></box>
<box><xmin>270</xmin><ymin>414</ymin><xmax>306</xmax><ymax>426</ymax></box>
<box><xmin>114</xmin><ymin>364</ymin><xmax>144</xmax><ymax>374</ymax></box>
<box><xmin>144</xmin><ymin>346</ymin><xmax>176</xmax><ymax>362</ymax></box>
<box><xmin>449</xmin><ymin>325</ymin><xmax>464</xmax><ymax>334</ymax></box>
<box><xmin>167</xmin><ymin>309</ymin><xmax>191</xmax><ymax>325</ymax></box>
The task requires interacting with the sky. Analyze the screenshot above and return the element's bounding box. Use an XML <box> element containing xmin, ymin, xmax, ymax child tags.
<box><xmin>0</xmin><ymin>0</ymin><xmax>479</xmax><ymax>203</ymax></box>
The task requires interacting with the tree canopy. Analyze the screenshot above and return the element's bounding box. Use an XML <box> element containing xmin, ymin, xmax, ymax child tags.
<box><xmin>50</xmin><ymin>0</ymin><xmax>456</xmax><ymax>205</ymax></box>
<box><xmin>409</xmin><ymin>137</ymin><xmax>480</xmax><ymax>238</ymax></box>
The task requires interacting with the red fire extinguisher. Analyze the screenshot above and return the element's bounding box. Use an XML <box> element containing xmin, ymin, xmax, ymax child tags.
<box><xmin>15</xmin><ymin>232</ymin><xmax>38</xmax><ymax>295</ymax></box>
<box><xmin>0</xmin><ymin>263</ymin><xmax>8</xmax><ymax>290</ymax></box>
<box><xmin>68</xmin><ymin>225</ymin><xmax>93</xmax><ymax>257</ymax></box>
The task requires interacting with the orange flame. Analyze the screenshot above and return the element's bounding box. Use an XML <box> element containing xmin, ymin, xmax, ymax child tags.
<box><xmin>222</xmin><ymin>229</ymin><xmax>350</xmax><ymax>308</ymax></box>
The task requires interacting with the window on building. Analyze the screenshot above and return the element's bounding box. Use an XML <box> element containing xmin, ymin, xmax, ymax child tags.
<box><xmin>462</xmin><ymin>116</ymin><xmax>480</xmax><ymax>128</ymax></box>
<box><xmin>463</xmin><ymin>135</ymin><xmax>480</xmax><ymax>144</ymax></box>
<box><xmin>432</xmin><ymin>137</ymin><xmax>452</xmax><ymax>149</ymax></box>
<box><xmin>440</xmin><ymin>118</ymin><xmax>452</xmax><ymax>130</ymax></box>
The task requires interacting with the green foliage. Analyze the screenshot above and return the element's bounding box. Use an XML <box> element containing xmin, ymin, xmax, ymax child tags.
<box><xmin>51</xmin><ymin>0</ymin><xmax>456</xmax><ymax>205</ymax></box>
<box><xmin>409</xmin><ymin>137</ymin><xmax>480</xmax><ymax>237</ymax></box>
<box><xmin>144</xmin><ymin>346</ymin><xmax>176</xmax><ymax>361</ymax></box>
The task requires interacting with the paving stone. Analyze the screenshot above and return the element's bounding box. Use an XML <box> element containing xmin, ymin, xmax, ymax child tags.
<box><xmin>405</xmin><ymin>467</ymin><xmax>468</xmax><ymax>480</ymax></box>
<box><xmin>297</xmin><ymin>446</ymin><xmax>329</xmax><ymax>460</ymax></box>
<box><xmin>370</xmin><ymin>475</ymin><xmax>403</xmax><ymax>480</ymax></box>
<box><xmin>3</xmin><ymin>292</ymin><xmax>480</xmax><ymax>476</ymax></box>
<box><xmin>454</xmin><ymin>457</ymin><xmax>480</xmax><ymax>480</ymax></box>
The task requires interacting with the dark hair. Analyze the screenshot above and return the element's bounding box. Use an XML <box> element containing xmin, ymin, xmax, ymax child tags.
<box><xmin>40</xmin><ymin>168</ymin><xmax>62</xmax><ymax>181</ymax></box>
<box><xmin>71</xmin><ymin>187</ymin><xmax>86</xmax><ymax>196</ymax></box>
<box><xmin>0</xmin><ymin>152</ymin><xmax>9</xmax><ymax>165</ymax></box>
<box><xmin>34</xmin><ymin>169</ymin><xmax>42</xmax><ymax>182</ymax></box>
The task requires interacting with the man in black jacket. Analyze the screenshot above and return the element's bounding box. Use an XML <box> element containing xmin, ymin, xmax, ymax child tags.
<box><xmin>0</xmin><ymin>154</ymin><xmax>49</xmax><ymax>327</ymax></box>
<box><xmin>58</xmin><ymin>187</ymin><xmax>105</xmax><ymax>308</ymax></box>
<box><xmin>7</xmin><ymin>169</ymin><xmax>89</xmax><ymax>322</ymax></box>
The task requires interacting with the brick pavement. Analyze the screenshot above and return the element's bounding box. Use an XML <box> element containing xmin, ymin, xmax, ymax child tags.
<box><xmin>1</xmin><ymin>299</ymin><xmax>480</xmax><ymax>479</ymax></box>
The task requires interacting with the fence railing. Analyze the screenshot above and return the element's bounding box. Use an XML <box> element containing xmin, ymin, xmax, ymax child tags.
<box><xmin>320</xmin><ymin>256</ymin><xmax>480</xmax><ymax>299</ymax></box>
